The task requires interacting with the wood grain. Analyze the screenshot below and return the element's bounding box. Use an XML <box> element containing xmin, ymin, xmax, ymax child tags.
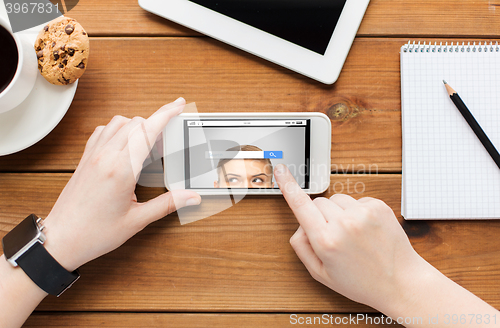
<box><xmin>23</xmin><ymin>313</ymin><xmax>403</xmax><ymax>327</ymax></box>
<box><xmin>2</xmin><ymin>173</ymin><xmax>500</xmax><ymax>312</ymax></box>
<box><xmin>0</xmin><ymin>37</ymin><xmax>406</xmax><ymax>172</ymax></box>
<box><xmin>0</xmin><ymin>1</ymin><xmax>497</xmax><ymax>326</ymax></box>
<box><xmin>2</xmin><ymin>37</ymin><xmax>498</xmax><ymax>172</ymax></box>
<box><xmin>67</xmin><ymin>0</ymin><xmax>500</xmax><ymax>38</ymax></box>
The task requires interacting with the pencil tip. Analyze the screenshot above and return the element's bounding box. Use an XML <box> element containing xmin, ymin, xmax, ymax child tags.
<box><xmin>443</xmin><ymin>81</ymin><xmax>455</xmax><ymax>95</ymax></box>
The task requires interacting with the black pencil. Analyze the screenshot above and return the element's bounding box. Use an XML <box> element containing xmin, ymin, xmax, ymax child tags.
<box><xmin>443</xmin><ymin>80</ymin><xmax>500</xmax><ymax>169</ymax></box>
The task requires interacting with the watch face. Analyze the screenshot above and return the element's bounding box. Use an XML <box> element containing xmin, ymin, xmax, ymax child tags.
<box><xmin>2</xmin><ymin>214</ymin><xmax>40</xmax><ymax>259</ymax></box>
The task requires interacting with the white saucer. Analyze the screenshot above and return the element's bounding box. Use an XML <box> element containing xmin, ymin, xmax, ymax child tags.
<box><xmin>0</xmin><ymin>10</ymin><xmax>77</xmax><ymax>156</ymax></box>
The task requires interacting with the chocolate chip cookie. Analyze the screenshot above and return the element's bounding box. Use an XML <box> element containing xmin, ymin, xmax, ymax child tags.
<box><xmin>34</xmin><ymin>17</ymin><xmax>89</xmax><ymax>85</ymax></box>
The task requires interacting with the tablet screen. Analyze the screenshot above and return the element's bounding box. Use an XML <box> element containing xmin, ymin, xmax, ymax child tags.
<box><xmin>188</xmin><ymin>0</ymin><xmax>347</xmax><ymax>55</ymax></box>
<box><xmin>184</xmin><ymin>119</ymin><xmax>310</xmax><ymax>189</ymax></box>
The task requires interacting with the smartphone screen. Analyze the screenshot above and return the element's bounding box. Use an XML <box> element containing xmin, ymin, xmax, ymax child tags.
<box><xmin>183</xmin><ymin>119</ymin><xmax>311</xmax><ymax>189</ymax></box>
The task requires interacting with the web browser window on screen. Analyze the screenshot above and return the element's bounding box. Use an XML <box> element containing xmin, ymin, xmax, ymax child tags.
<box><xmin>184</xmin><ymin>119</ymin><xmax>311</xmax><ymax>189</ymax></box>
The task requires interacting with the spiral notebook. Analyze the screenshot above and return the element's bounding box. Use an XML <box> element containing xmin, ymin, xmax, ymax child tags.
<box><xmin>401</xmin><ymin>41</ymin><xmax>500</xmax><ymax>220</ymax></box>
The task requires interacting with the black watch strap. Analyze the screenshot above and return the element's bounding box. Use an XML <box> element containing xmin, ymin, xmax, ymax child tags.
<box><xmin>16</xmin><ymin>242</ymin><xmax>80</xmax><ymax>297</ymax></box>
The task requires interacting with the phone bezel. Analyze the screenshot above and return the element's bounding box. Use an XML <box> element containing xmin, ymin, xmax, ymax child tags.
<box><xmin>163</xmin><ymin>112</ymin><xmax>331</xmax><ymax>195</ymax></box>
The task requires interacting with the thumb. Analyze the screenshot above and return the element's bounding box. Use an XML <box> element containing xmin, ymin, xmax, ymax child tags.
<box><xmin>290</xmin><ymin>226</ymin><xmax>324</xmax><ymax>280</ymax></box>
<box><xmin>137</xmin><ymin>189</ymin><xmax>201</xmax><ymax>226</ymax></box>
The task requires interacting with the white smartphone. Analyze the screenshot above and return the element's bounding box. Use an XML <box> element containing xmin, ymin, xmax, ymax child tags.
<box><xmin>163</xmin><ymin>112</ymin><xmax>331</xmax><ymax>195</ymax></box>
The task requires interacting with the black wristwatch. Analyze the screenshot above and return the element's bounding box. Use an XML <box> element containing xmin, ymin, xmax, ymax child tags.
<box><xmin>1</xmin><ymin>214</ymin><xmax>80</xmax><ymax>297</ymax></box>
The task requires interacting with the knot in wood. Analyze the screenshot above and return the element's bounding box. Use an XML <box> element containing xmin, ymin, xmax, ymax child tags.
<box><xmin>327</xmin><ymin>103</ymin><xmax>349</xmax><ymax>121</ymax></box>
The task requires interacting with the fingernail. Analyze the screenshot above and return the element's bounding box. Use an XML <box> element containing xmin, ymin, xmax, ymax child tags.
<box><xmin>186</xmin><ymin>197</ymin><xmax>201</xmax><ymax>206</ymax></box>
<box><xmin>174</xmin><ymin>97</ymin><xmax>185</xmax><ymax>114</ymax></box>
<box><xmin>275</xmin><ymin>164</ymin><xmax>287</xmax><ymax>176</ymax></box>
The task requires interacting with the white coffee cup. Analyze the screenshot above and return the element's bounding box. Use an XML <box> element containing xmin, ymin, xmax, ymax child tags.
<box><xmin>0</xmin><ymin>16</ymin><xmax>37</xmax><ymax>114</ymax></box>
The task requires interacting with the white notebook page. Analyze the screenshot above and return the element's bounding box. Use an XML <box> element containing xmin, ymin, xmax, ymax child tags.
<box><xmin>401</xmin><ymin>42</ymin><xmax>500</xmax><ymax>219</ymax></box>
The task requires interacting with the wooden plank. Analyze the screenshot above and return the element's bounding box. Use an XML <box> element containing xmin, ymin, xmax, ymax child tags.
<box><xmin>361</xmin><ymin>0</ymin><xmax>500</xmax><ymax>38</ymax></box>
<box><xmin>67</xmin><ymin>0</ymin><xmax>196</xmax><ymax>37</ymax></box>
<box><xmin>68</xmin><ymin>0</ymin><xmax>500</xmax><ymax>38</ymax></box>
<box><xmin>23</xmin><ymin>313</ymin><xmax>403</xmax><ymax>327</ymax></box>
<box><xmin>4</xmin><ymin>37</ymin><xmax>498</xmax><ymax>172</ymax></box>
<box><xmin>0</xmin><ymin>37</ymin><xmax>405</xmax><ymax>172</ymax></box>
<box><xmin>1</xmin><ymin>173</ymin><xmax>500</xmax><ymax>312</ymax></box>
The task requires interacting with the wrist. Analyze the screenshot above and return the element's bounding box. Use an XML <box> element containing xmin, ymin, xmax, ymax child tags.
<box><xmin>377</xmin><ymin>253</ymin><xmax>437</xmax><ymax>319</ymax></box>
<box><xmin>0</xmin><ymin>254</ymin><xmax>47</xmax><ymax>296</ymax></box>
<box><xmin>0</xmin><ymin>254</ymin><xmax>48</xmax><ymax>327</ymax></box>
<box><xmin>42</xmin><ymin>214</ymin><xmax>81</xmax><ymax>272</ymax></box>
<box><xmin>379</xmin><ymin>254</ymin><xmax>500</xmax><ymax>327</ymax></box>
<box><xmin>2</xmin><ymin>214</ymin><xmax>81</xmax><ymax>297</ymax></box>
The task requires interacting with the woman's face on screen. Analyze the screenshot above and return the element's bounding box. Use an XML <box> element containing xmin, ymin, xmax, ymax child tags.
<box><xmin>214</xmin><ymin>159</ymin><xmax>273</xmax><ymax>188</ymax></box>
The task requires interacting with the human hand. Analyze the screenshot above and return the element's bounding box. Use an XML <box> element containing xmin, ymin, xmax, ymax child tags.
<box><xmin>42</xmin><ymin>98</ymin><xmax>201</xmax><ymax>272</ymax></box>
<box><xmin>274</xmin><ymin>164</ymin><xmax>428</xmax><ymax>313</ymax></box>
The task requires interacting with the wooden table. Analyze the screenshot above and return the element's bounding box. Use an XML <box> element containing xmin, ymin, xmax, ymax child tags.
<box><xmin>1</xmin><ymin>1</ymin><xmax>500</xmax><ymax>327</ymax></box>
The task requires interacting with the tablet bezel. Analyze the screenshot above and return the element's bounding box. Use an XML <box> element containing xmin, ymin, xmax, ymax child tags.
<box><xmin>139</xmin><ymin>0</ymin><xmax>369</xmax><ymax>84</ymax></box>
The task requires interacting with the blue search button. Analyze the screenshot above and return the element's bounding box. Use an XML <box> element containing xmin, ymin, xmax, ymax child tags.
<box><xmin>264</xmin><ymin>151</ymin><xmax>283</xmax><ymax>159</ymax></box>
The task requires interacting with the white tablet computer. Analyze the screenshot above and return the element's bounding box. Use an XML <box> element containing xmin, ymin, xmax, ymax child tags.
<box><xmin>139</xmin><ymin>0</ymin><xmax>370</xmax><ymax>84</ymax></box>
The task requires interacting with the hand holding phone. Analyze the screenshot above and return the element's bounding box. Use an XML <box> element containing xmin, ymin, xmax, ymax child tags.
<box><xmin>42</xmin><ymin>99</ymin><xmax>201</xmax><ymax>272</ymax></box>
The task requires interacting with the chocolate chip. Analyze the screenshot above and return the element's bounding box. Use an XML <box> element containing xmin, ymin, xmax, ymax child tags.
<box><xmin>52</xmin><ymin>42</ymin><xmax>55</xmax><ymax>47</ymax></box>
<box><xmin>53</xmin><ymin>51</ymin><xmax>59</xmax><ymax>60</ymax></box>
<box><xmin>59</xmin><ymin>64</ymin><xmax>64</xmax><ymax>68</ymax></box>
<box><xmin>36</xmin><ymin>50</ymin><xmax>44</xmax><ymax>59</ymax></box>
<box><xmin>40</xmin><ymin>58</ymin><xmax>43</xmax><ymax>62</ymax></box>
<box><xmin>77</xmin><ymin>62</ymin><xmax>85</xmax><ymax>69</ymax></box>
<box><xmin>44</xmin><ymin>26</ymin><xmax>49</xmax><ymax>32</ymax></box>
<box><xmin>62</xmin><ymin>59</ymin><xmax>68</xmax><ymax>65</ymax></box>
<box><xmin>67</xmin><ymin>48</ymin><xmax>75</xmax><ymax>56</ymax></box>
<box><xmin>82</xmin><ymin>31</ymin><xmax>87</xmax><ymax>35</ymax></box>
<box><xmin>61</xmin><ymin>53</ymin><xmax>66</xmax><ymax>59</ymax></box>
<box><xmin>61</xmin><ymin>45</ymin><xmax>65</xmax><ymax>51</ymax></box>
<box><xmin>65</xmin><ymin>24</ymin><xmax>74</xmax><ymax>35</ymax></box>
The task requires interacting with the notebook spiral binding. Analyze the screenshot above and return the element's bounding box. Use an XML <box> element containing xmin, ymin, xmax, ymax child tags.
<box><xmin>401</xmin><ymin>41</ymin><xmax>500</xmax><ymax>53</ymax></box>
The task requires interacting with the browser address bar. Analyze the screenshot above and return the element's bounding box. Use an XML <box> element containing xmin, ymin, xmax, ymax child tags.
<box><xmin>206</xmin><ymin>151</ymin><xmax>283</xmax><ymax>159</ymax></box>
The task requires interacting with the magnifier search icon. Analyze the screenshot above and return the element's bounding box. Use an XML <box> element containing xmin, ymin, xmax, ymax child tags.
<box><xmin>263</xmin><ymin>151</ymin><xmax>282</xmax><ymax>159</ymax></box>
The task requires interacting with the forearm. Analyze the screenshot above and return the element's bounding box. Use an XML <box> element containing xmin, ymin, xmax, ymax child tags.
<box><xmin>380</xmin><ymin>256</ymin><xmax>499</xmax><ymax>328</ymax></box>
<box><xmin>0</xmin><ymin>254</ymin><xmax>47</xmax><ymax>328</ymax></box>
<box><xmin>0</xmin><ymin>101</ymin><xmax>194</xmax><ymax>328</ymax></box>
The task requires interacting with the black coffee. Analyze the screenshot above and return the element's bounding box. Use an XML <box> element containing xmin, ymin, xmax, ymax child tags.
<box><xmin>0</xmin><ymin>25</ymin><xmax>19</xmax><ymax>94</ymax></box>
